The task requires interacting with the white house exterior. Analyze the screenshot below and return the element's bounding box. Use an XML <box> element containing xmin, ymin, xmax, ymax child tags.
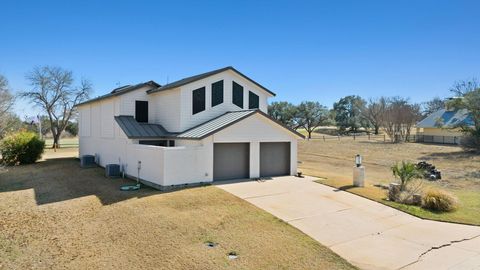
<box><xmin>77</xmin><ymin>67</ymin><xmax>304</xmax><ymax>189</ymax></box>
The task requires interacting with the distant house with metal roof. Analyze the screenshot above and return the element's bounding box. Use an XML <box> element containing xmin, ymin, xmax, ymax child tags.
<box><xmin>415</xmin><ymin>108</ymin><xmax>473</xmax><ymax>144</ymax></box>
<box><xmin>77</xmin><ymin>67</ymin><xmax>304</xmax><ymax>189</ymax></box>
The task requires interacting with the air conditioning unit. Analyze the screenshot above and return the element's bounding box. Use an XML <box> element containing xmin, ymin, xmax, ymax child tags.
<box><xmin>80</xmin><ymin>155</ymin><xmax>96</xmax><ymax>168</ymax></box>
<box><xmin>105</xmin><ymin>164</ymin><xmax>120</xmax><ymax>178</ymax></box>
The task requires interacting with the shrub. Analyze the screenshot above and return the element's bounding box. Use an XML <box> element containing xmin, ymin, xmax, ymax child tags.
<box><xmin>391</xmin><ymin>161</ymin><xmax>425</xmax><ymax>191</ymax></box>
<box><xmin>422</xmin><ymin>189</ymin><xmax>459</xmax><ymax>212</ymax></box>
<box><xmin>0</xmin><ymin>131</ymin><xmax>45</xmax><ymax>165</ymax></box>
<box><xmin>460</xmin><ymin>133</ymin><xmax>480</xmax><ymax>153</ymax></box>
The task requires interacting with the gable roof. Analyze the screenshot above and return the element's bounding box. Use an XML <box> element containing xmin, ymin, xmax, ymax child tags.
<box><xmin>114</xmin><ymin>115</ymin><xmax>176</xmax><ymax>139</ymax></box>
<box><xmin>146</xmin><ymin>66</ymin><xmax>276</xmax><ymax>96</ymax></box>
<box><xmin>76</xmin><ymin>81</ymin><xmax>160</xmax><ymax>107</ymax></box>
<box><xmin>176</xmin><ymin>109</ymin><xmax>304</xmax><ymax>139</ymax></box>
<box><xmin>417</xmin><ymin>109</ymin><xmax>474</xmax><ymax>128</ymax></box>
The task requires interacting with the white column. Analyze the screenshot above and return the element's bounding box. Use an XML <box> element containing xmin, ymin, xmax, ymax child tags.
<box><xmin>290</xmin><ymin>140</ymin><xmax>298</xmax><ymax>175</ymax></box>
<box><xmin>250</xmin><ymin>141</ymin><xmax>260</xmax><ymax>178</ymax></box>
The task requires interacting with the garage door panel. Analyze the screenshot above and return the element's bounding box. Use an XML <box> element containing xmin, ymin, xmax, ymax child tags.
<box><xmin>260</xmin><ymin>142</ymin><xmax>290</xmax><ymax>177</ymax></box>
<box><xmin>214</xmin><ymin>143</ymin><xmax>249</xmax><ymax>181</ymax></box>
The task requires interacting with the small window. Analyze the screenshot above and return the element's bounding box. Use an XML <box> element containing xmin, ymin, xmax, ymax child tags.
<box><xmin>135</xmin><ymin>101</ymin><xmax>148</xmax><ymax>123</ymax></box>
<box><xmin>168</xmin><ymin>140</ymin><xmax>175</xmax><ymax>147</ymax></box>
<box><xmin>232</xmin><ymin>81</ymin><xmax>243</xmax><ymax>108</ymax></box>
<box><xmin>192</xmin><ymin>87</ymin><xmax>206</xmax><ymax>115</ymax></box>
<box><xmin>249</xmin><ymin>91</ymin><xmax>259</xmax><ymax>109</ymax></box>
<box><xmin>211</xmin><ymin>80</ymin><xmax>224</xmax><ymax>107</ymax></box>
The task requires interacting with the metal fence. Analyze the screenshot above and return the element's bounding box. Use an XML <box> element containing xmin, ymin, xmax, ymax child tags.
<box><xmin>310</xmin><ymin>134</ymin><xmax>388</xmax><ymax>142</ymax></box>
<box><xmin>405</xmin><ymin>135</ymin><xmax>460</xmax><ymax>145</ymax></box>
<box><xmin>310</xmin><ymin>134</ymin><xmax>461</xmax><ymax>145</ymax></box>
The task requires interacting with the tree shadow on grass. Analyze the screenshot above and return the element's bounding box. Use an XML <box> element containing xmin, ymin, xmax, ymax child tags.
<box><xmin>0</xmin><ymin>157</ymin><xmax>164</xmax><ymax>205</ymax></box>
<box><xmin>418</xmin><ymin>150</ymin><xmax>476</xmax><ymax>160</ymax></box>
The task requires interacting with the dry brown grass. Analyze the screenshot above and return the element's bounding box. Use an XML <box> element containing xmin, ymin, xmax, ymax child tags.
<box><xmin>299</xmin><ymin>138</ymin><xmax>480</xmax><ymax>225</ymax></box>
<box><xmin>0</xmin><ymin>148</ymin><xmax>355</xmax><ymax>270</ymax></box>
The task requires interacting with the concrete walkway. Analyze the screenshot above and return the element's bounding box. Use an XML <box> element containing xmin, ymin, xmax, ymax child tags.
<box><xmin>216</xmin><ymin>176</ymin><xmax>480</xmax><ymax>270</ymax></box>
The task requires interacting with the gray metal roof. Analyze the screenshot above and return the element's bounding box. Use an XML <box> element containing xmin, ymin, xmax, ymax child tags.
<box><xmin>176</xmin><ymin>110</ymin><xmax>256</xmax><ymax>139</ymax></box>
<box><xmin>77</xmin><ymin>81</ymin><xmax>160</xmax><ymax>107</ymax></box>
<box><xmin>146</xmin><ymin>66</ymin><xmax>276</xmax><ymax>96</ymax></box>
<box><xmin>114</xmin><ymin>115</ymin><xmax>175</xmax><ymax>139</ymax></box>
<box><xmin>176</xmin><ymin>110</ymin><xmax>305</xmax><ymax>139</ymax></box>
<box><xmin>417</xmin><ymin>109</ymin><xmax>474</xmax><ymax>128</ymax></box>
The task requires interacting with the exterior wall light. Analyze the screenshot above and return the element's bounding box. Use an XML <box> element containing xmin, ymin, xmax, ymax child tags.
<box><xmin>355</xmin><ymin>154</ymin><xmax>362</xmax><ymax>167</ymax></box>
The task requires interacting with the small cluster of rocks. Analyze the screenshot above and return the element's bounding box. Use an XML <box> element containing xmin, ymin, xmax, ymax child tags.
<box><xmin>416</xmin><ymin>161</ymin><xmax>442</xmax><ymax>181</ymax></box>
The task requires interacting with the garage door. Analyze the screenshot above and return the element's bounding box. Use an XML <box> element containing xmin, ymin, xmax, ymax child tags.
<box><xmin>213</xmin><ymin>143</ymin><xmax>250</xmax><ymax>181</ymax></box>
<box><xmin>260</xmin><ymin>142</ymin><xmax>290</xmax><ymax>177</ymax></box>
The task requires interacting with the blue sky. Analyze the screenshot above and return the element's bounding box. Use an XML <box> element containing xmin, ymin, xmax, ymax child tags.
<box><xmin>1</xmin><ymin>0</ymin><xmax>479</xmax><ymax>118</ymax></box>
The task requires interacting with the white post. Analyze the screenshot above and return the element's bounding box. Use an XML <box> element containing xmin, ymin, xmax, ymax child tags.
<box><xmin>353</xmin><ymin>166</ymin><xmax>365</xmax><ymax>187</ymax></box>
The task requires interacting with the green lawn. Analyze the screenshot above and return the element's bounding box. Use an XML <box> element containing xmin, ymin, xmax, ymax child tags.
<box><xmin>44</xmin><ymin>137</ymin><xmax>78</xmax><ymax>148</ymax></box>
<box><xmin>315</xmin><ymin>178</ymin><xmax>480</xmax><ymax>226</ymax></box>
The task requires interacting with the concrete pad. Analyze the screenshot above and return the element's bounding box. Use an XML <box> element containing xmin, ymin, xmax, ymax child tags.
<box><xmin>289</xmin><ymin>208</ymin><xmax>393</xmax><ymax>246</ymax></box>
<box><xmin>216</xmin><ymin>176</ymin><xmax>318</xmax><ymax>199</ymax></box>
<box><xmin>331</xmin><ymin>233</ymin><xmax>425</xmax><ymax>270</ymax></box>
<box><xmin>216</xmin><ymin>176</ymin><xmax>480</xmax><ymax>270</ymax></box>
<box><xmin>247</xmin><ymin>190</ymin><xmax>351</xmax><ymax>221</ymax></box>
<box><xmin>449</xmin><ymin>254</ymin><xmax>480</xmax><ymax>270</ymax></box>
<box><xmin>402</xmin><ymin>246</ymin><xmax>479</xmax><ymax>270</ymax></box>
<box><xmin>383</xmin><ymin>219</ymin><xmax>480</xmax><ymax>248</ymax></box>
<box><xmin>453</xmin><ymin>236</ymin><xmax>480</xmax><ymax>253</ymax></box>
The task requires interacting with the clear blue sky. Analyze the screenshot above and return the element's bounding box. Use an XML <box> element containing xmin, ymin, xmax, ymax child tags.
<box><xmin>1</xmin><ymin>0</ymin><xmax>479</xmax><ymax>118</ymax></box>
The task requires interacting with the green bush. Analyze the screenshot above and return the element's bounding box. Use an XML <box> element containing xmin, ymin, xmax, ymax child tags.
<box><xmin>0</xmin><ymin>131</ymin><xmax>45</xmax><ymax>165</ymax></box>
<box><xmin>422</xmin><ymin>189</ymin><xmax>459</xmax><ymax>212</ymax></box>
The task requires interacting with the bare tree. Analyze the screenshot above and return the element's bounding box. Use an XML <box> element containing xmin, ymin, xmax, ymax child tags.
<box><xmin>382</xmin><ymin>97</ymin><xmax>422</xmax><ymax>143</ymax></box>
<box><xmin>422</xmin><ymin>97</ymin><xmax>445</xmax><ymax>116</ymax></box>
<box><xmin>450</xmin><ymin>78</ymin><xmax>479</xmax><ymax>96</ymax></box>
<box><xmin>362</xmin><ymin>97</ymin><xmax>387</xmax><ymax>135</ymax></box>
<box><xmin>0</xmin><ymin>74</ymin><xmax>17</xmax><ymax>137</ymax></box>
<box><xmin>21</xmin><ymin>66</ymin><xmax>91</xmax><ymax>148</ymax></box>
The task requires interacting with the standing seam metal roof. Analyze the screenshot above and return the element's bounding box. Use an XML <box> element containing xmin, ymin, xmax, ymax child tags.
<box><xmin>146</xmin><ymin>66</ymin><xmax>276</xmax><ymax>96</ymax></box>
<box><xmin>176</xmin><ymin>110</ymin><xmax>257</xmax><ymax>139</ymax></box>
<box><xmin>416</xmin><ymin>109</ymin><xmax>473</xmax><ymax>128</ymax></box>
<box><xmin>114</xmin><ymin>115</ymin><xmax>175</xmax><ymax>138</ymax></box>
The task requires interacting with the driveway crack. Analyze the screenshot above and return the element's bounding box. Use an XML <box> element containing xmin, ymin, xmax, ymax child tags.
<box><xmin>397</xmin><ymin>234</ymin><xmax>480</xmax><ymax>269</ymax></box>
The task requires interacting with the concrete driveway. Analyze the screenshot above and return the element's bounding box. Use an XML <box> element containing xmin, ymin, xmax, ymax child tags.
<box><xmin>216</xmin><ymin>176</ymin><xmax>480</xmax><ymax>270</ymax></box>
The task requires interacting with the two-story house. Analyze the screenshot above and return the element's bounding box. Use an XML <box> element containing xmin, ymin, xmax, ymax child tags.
<box><xmin>77</xmin><ymin>66</ymin><xmax>304</xmax><ymax>189</ymax></box>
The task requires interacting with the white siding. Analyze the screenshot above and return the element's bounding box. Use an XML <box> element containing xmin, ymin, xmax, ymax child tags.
<box><xmin>79</xmin><ymin>105</ymin><xmax>91</xmax><ymax>137</ymax></box>
<box><xmin>101</xmin><ymin>101</ymin><xmax>114</xmax><ymax>138</ymax></box>
<box><xmin>119</xmin><ymin>86</ymin><xmax>153</xmax><ymax>116</ymax></box>
<box><xmin>212</xmin><ymin>113</ymin><xmax>300</xmax><ymax>177</ymax></box>
<box><xmin>178</xmin><ymin>69</ymin><xmax>272</xmax><ymax>131</ymax></box>
<box><xmin>148</xmin><ymin>88</ymin><xmax>182</xmax><ymax>132</ymax></box>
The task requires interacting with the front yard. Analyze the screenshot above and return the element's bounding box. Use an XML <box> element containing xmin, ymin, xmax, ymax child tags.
<box><xmin>0</xmin><ymin>149</ymin><xmax>355</xmax><ymax>270</ymax></box>
<box><xmin>299</xmin><ymin>137</ymin><xmax>480</xmax><ymax>225</ymax></box>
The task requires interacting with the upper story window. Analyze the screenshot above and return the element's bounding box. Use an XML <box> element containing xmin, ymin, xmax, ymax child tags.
<box><xmin>192</xmin><ymin>87</ymin><xmax>206</xmax><ymax>115</ymax></box>
<box><xmin>249</xmin><ymin>91</ymin><xmax>259</xmax><ymax>109</ymax></box>
<box><xmin>232</xmin><ymin>81</ymin><xmax>243</xmax><ymax>108</ymax></box>
<box><xmin>135</xmin><ymin>100</ymin><xmax>148</xmax><ymax>123</ymax></box>
<box><xmin>211</xmin><ymin>80</ymin><xmax>224</xmax><ymax>107</ymax></box>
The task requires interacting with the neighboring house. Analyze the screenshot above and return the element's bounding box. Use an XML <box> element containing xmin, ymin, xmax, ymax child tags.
<box><xmin>77</xmin><ymin>66</ymin><xmax>304</xmax><ymax>189</ymax></box>
<box><xmin>416</xmin><ymin>108</ymin><xmax>473</xmax><ymax>144</ymax></box>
